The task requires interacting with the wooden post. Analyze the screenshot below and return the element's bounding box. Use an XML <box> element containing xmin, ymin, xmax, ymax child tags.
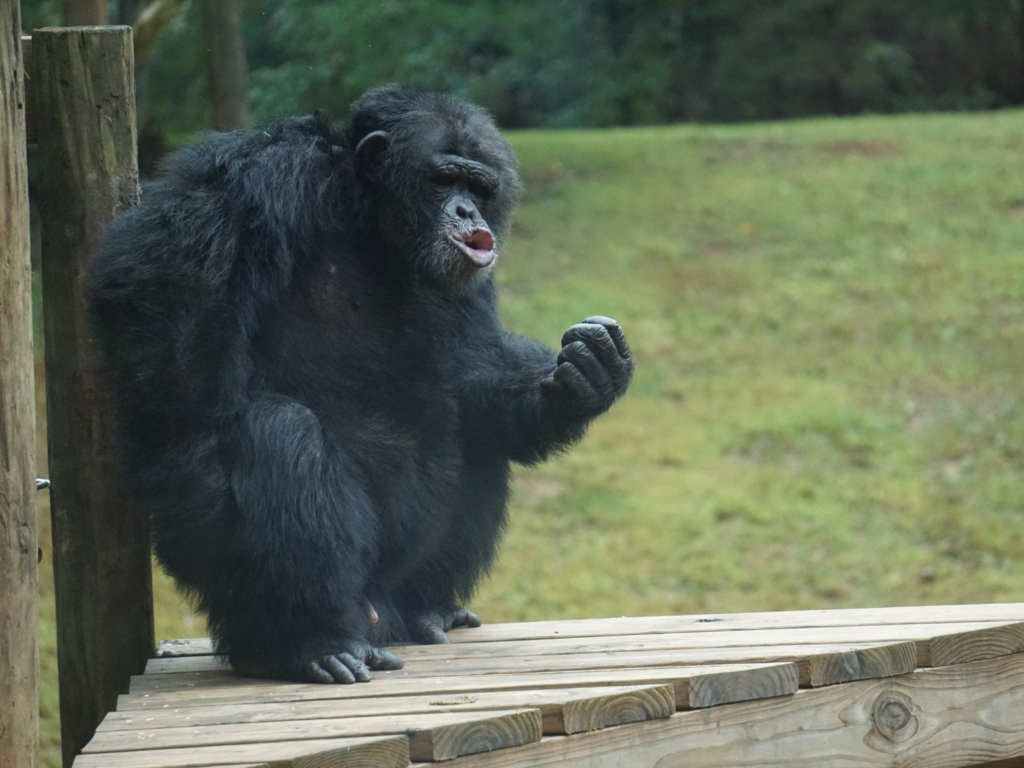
<box><xmin>0</xmin><ymin>3</ymin><xmax>39</xmax><ymax>768</ymax></box>
<box><xmin>203</xmin><ymin>0</ymin><xmax>250</xmax><ymax>130</ymax></box>
<box><xmin>63</xmin><ymin>0</ymin><xmax>109</xmax><ymax>26</ymax></box>
<box><xmin>22</xmin><ymin>36</ymin><xmax>36</xmax><ymax>144</ymax></box>
<box><xmin>34</xmin><ymin>26</ymin><xmax>155</xmax><ymax>768</ymax></box>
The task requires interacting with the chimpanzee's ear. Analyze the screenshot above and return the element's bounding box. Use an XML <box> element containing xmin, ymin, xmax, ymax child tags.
<box><xmin>354</xmin><ymin>131</ymin><xmax>390</xmax><ymax>182</ymax></box>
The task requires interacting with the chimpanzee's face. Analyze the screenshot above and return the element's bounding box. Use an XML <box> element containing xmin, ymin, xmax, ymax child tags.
<box><xmin>418</xmin><ymin>147</ymin><xmax>504</xmax><ymax>292</ymax></box>
<box><xmin>354</xmin><ymin>106</ymin><xmax>520</xmax><ymax>295</ymax></box>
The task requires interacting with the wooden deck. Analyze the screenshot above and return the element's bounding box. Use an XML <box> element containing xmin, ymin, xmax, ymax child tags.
<box><xmin>72</xmin><ymin>603</ymin><xmax>1024</xmax><ymax>767</ymax></box>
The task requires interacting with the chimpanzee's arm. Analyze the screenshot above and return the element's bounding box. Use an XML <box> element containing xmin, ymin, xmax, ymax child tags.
<box><xmin>453</xmin><ymin>291</ymin><xmax>634</xmax><ymax>464</ymax></box>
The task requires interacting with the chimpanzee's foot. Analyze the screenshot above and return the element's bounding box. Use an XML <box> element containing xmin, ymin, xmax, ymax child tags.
<box><xmin>231</xmin><ymin>639</ymin><xmax>404</xmax><ymax>684</ymax></box>
<box><xmin>304</xmin><ymin>639</ymin><xmax>404</xmax><ymax>684</ymax></box>
<box><xmin>409</xmin><ymin>607</ymin><xmax>482</xmax><ymax>644</ymax></box>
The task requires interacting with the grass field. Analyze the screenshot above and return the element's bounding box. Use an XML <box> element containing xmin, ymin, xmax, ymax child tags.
<box><xmin>34</xmin><ymin>108</ymin><xmax>1024</xmax><ymax>764</ymax></box>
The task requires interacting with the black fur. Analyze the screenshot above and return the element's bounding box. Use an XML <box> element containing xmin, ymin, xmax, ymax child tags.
<box><xmin>89</xmin><ymin>85</ymin><xmax>633</xmax><ymax>683</ymax></box>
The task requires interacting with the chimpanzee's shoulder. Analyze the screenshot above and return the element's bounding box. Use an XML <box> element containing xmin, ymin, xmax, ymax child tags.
<box><xmin>147</xmin><ymin>114</ymin><xmax>339</xmax><ymax>192</ymax></box>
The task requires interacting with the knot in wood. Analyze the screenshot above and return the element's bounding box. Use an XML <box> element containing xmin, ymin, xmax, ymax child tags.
<box><xmin>879</xmin><ymin>700</ymin><xmax>910</xmax><ymax>731</ymax></box>
<box><xmin>872</xmin><ymin>690</ymin><xmax>917</xmax><ymax>743</ymax></box>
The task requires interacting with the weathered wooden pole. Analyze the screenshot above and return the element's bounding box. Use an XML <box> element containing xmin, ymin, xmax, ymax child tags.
<box><xmin>21</xmin><ymin>36</ymin><xmax>36</xmax><ymax>144</ymax></box>
<box><xmin>203</xmin><ymin>0</ymin><xmax>250</xmax><ymax>130</ymax></box>
<box><xmin>34</xmin><ymin>26</ymin><xmax>155</xmax><ymax>768</ymax></box>
<box><xmin>0</xmin><ymin>2</ymin><xmax>39</xmax><ymax>767</ymax></box>
<box><xmin>63</xmin><ymin>0</ymin><xmax>109</xmax><ymax>26</ymax></box>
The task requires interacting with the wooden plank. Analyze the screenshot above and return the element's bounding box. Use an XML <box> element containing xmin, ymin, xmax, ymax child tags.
<box><xmin>133</xmin><ymin>660</ymin><xmax>796</xmax><ymax>696</ymax></box>
<box><xmin>421</xmin><ymin>709</ymin><xmax>540</xmax><ymax>761</ymax></box>
<box><xmin>157</xmin><ymin>638</ymin><xmax>217</xmax><ymax>657</ymax></box>
<box><xmin>394</xmin><ymin>621</ymin><xmax>1024</xmax><ymax>661</ymax></box>
<box><xmin>145</xmin><ymin>640</ymin><xmax>913</xmax><ymax>678</ymax></box>
<box><xmin>71</xmin><ymin>735</ymin><xmax>409</xmax><ymax>768</ymax></box>
<box><xmin>413</xmin><ymin>603</ymin><xmax>1024</xmax><ymax>644</ymax></box>
<box><xmin>85</xmin><ymin>709</ymin><xmax>541</xmax><ymax>762</ymax></box>
<box><xmin>409</xmin><ymin>653</ymin><xmax>1024</xmax><ymax>768</ymax></box>
<box><xmin>0</xmin><ymin>8</ymin><xmax>38</xmax><ymax>768</ymax></box>
<box><xmin>559</xmin><ymin>685</ymin><xmax>675</xmax><ymax>734</ymax></box>
<box><xmin>90</xmin><ymin>710</ymin><xmax>524</xmax><ymax>750</ymax></box>
<box><xmin>686</xmin><ymin>663</ymin><xmax>795</xmax><ymax>708</ymax></box>
<box><xmin>119</xmin><ymin>662</ymin><xmax>799</xmax><ymax>711</ymax></box>
<box><xmin>927</xmin><ymin>622</ymin><xmax>1024</xmax><ymax>666</ymax></box>
<box><xmin>805</xmin><ymin>642</ymin><xmax>917</xmax><ymax>687</ymax></box>
<box><xmin>148</xmin><ymin>655</ymin><xmax>232</xmax><ymax>673</ymax></box>
<box><xmin>35</xmin><ymin>26</ymin><xmax>155</xmax><ymax>768</ymax></box>
<box><xmin>375</xmin><ymin>641</ymin><xmax>918</xmax><ymax>689</ymax></box>
<box><xmin>154</xmin><ymin>621</ymin><xmax>1024</xmax><ymax>670</ymax></box>
<box><xmin>98</xmin><ymin>685</ymin><xmax>675</xmax><ymax>737</ymax></box>
<box><xmin>157</xmin><ymin>603</ymin><xmax>1024</xmax><ymax>656</ymax></box>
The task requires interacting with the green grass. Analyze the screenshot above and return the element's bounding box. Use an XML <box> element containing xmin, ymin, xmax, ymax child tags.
<box><xmin>35</xmin><ymin>108</ymin><xmax>1024</xmax><ymax>765</ymax></box>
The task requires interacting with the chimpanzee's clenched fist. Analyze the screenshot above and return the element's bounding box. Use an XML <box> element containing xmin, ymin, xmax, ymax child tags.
<box><xmin>545</xmin><ymin>316</ymin><xmax>634</xmax><ymax>417</ymax></box>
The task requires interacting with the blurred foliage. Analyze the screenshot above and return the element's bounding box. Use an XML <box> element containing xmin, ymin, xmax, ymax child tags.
<box><xmin>21</xmin><ymin>0</ymin><xmax>1024</xmax><ymax>130</ymax></box>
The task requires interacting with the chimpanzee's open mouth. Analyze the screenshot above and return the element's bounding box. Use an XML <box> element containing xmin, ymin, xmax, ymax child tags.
<box><xmin>450</xmin><ymin>229</ymin><xmax>495</xmax><ymax>268</ymax></box>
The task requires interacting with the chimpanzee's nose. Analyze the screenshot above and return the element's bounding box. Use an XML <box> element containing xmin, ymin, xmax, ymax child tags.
<box><xmin>456</xmin><ymin>202</ymin><xmax>475</xmax><ymax>219</ymax></box>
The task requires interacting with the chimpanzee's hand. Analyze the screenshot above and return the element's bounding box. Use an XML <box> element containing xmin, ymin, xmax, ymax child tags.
<box><xmin>545</xmin><ymin>316</ymin><xmax>634</xmax><ymax>417</ymax></box>
<box><xmin>304</xmin><ymin>638</ymin><xmax>404</xmax><ymax>684</ymax></box>
<box><xmin>409</xmin><ymin>607</ymin><xmax>482</xmax><ymax>645</ymax></box>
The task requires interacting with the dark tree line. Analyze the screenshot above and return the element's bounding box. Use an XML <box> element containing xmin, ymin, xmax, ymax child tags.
<box><xmin>20</xmin><ymin>0</ymin><xmax>1024</xmax><ymax>133</ymax></box>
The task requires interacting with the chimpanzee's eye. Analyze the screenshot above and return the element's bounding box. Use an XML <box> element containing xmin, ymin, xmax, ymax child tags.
<box><xmin>468</xmin><ymin>177</ymin><xmax>497</xmax><ymax>201</ymax></box>
<box><xmin>429</xmin><ymin>166</ymin><xmax>461</xmax><ymax>187</ymax></box>
<box><xmin>428</xmin><ymin>158</ymin><xmax>498</xmax><ymax>202</ymax></box>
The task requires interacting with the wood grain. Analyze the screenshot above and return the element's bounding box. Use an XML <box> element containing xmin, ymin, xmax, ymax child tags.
<box><xmin>72</xmin><ymin>735</ymin><xmax>409</xmax><ymax>768</ymax></box>
<box><xmin>926</xmin><ymin>622</ymin><xmax>1024</xmax><ymax>666</ymax></box>
<box><xmin>687</xmin><ymin>662</ymin><xmax>798</xmax><ymax>708</ymax></box>
<box><xmin>35</xmin><ymin>27</ymin><xmax>154</xmax><ymax>766</ymax></box>
<box><xmin>119</xmin><ymin>663</ymin><xmax>798</xmax><ymax>711</ymax></box>
<box><xmin>415</xmin><ymin>709</ymin><xmax>541</xmax><ymax>761</ymax></box>
<box><xmin>0</xmin><ymin>7</ymin><xmax>38</xmax><ymax>768</ymax></box>
<box><xmin>804</xmin><ymin>641</ymin><xmax>917</xmax><ymax>687</ymax></box>
<box><xmin>99</xmin><ymin>685</ymin><xmax>674</xmax><ymax>737</ymax></box>
<box><xmin>561</xmin><ymin>685</ymin><xmax>675</xmax><ymax>734</ymax></box>
<box><xmin>408</xmin><ymin>653</ymin><xmax>1024</xmax><ymax>768</ymax></box>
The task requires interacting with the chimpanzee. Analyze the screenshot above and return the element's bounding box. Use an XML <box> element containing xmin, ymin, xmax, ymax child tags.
<box><xmin>89</xmin><ymin>85</ymin><xmax>633</xmax><ymax>684</ymax></box>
